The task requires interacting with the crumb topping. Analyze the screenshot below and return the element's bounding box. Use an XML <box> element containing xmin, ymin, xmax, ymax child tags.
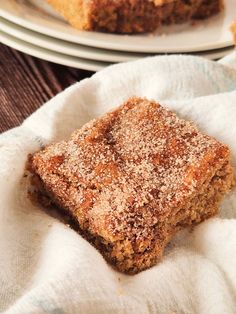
<box><xmin>32</xmin><ymin>97</ymin><xmax>229</xmax><ymax>242</ymax></box>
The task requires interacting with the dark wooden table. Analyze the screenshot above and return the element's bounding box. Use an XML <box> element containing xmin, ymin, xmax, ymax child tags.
<box><xmin>0</xmin><ymin>44</ymin><xmax>93</xmax><ymax>133</ymax></box>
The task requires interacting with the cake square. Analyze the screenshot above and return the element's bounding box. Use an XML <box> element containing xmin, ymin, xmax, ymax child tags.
<box><xmin>29</xmin><ymin>97</ymin><xmax>234</xmax><ymax>274</ymax></box>
<box><xmin>46</xmin><ymin>0</ymin><xmax>224</xmax><ymax>34</ymax></box>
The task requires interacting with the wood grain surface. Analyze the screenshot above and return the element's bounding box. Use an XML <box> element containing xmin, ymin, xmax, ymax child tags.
<box><xmin>0</xmin><ymin>44</ymin><xmax>93</xmax><ymax>133</ymax></box>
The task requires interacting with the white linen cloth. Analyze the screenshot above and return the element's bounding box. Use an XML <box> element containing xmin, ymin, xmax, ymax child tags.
<box><xmin>1</xmin><ymin>53</ymin><xmax>236</xmax><ymax>314</ymax></box>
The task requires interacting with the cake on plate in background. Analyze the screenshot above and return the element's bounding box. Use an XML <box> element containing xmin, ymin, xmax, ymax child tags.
<box><xmin>47</xmin><ymin>0</ymin><xmax>224</xmax><ymax>34</ymax></box>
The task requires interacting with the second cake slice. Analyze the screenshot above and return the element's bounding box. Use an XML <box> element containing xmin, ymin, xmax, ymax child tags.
<box><xmin>46</xmin><ymin>0</ymin><xmax>224</xmax><ymax>33</ymax></box>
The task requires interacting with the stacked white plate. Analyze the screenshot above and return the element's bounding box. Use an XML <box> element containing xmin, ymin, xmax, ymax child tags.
<box><xmin>0</xmin><ymin>0</ymin><xmax>235</xmax><ymax>71</ymax></box>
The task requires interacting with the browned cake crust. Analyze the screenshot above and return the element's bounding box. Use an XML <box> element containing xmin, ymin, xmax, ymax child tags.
<box><xmin>232</xmin><ymin>21</ymin><xmax>236</xmax><ymax>45</ymax></box>
<box><xmin>47</xmin><ymin>0</ymin><xmax>224</xmax><ymax>33</ymax></box>
<box><xmin>29</xmin><ymin>97</ymin><xmax>234</xmax><ymax>274</ymax></box>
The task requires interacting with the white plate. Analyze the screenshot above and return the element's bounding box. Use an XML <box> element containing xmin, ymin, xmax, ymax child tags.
<box><xmin>0</xmin><ymin>26</ymin><xmax>234</xmax><ymax>73</ymax></box>
<box><xmin>0</xmin><ymin>17</ymin><xmax>149</xmax><ymax>63</ymax></box>
<box><xmin>200</xmin><ymin>46</ymin><xmax>234</xmax><ymax>60</ymax></box>
<box><xmin>1</xmin><ymin>17</ymin><xmax>233</xmax><ymax>65</ymax></box>
<box><xmin>0</xmin><ymin>0</ymin><xmax>234</xmax><ymax>53</ymax></box>
<box><xmin>0</xmin><ymin>30</ymin><xmax>110</xmax><ymax>72</ymax></box>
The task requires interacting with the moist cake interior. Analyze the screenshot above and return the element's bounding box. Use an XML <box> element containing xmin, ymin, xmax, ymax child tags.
<box><xmin>29</xmin><ymin>158</ymin><xmax>233</xmax><ymax>274</ymax></box>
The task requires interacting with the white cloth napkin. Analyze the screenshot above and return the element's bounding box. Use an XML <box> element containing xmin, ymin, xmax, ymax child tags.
<box><xmin>1</xmin><ymin>53</ymin><xmax>236</xmax><ymax>314</ymax></box>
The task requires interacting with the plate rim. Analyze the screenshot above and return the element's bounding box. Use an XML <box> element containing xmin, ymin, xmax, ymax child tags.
<box><xmin>0</xmin><ymin>27</ymin><xmax>234</xmax><ymax>74</ymax></box>
<box><xmin>0</xmin><ymin>17</ymin><xmax>145</xmax><ymax>63</ymax></box>
<box><xmin>0</xmin><ymin>17</ymin><xmax>234</xmax><ymax>64</ymax></box>
<box><xmin>0</xmin><ymin>29</ymin><xmax>108</xmax><ymax>72</ymax></box>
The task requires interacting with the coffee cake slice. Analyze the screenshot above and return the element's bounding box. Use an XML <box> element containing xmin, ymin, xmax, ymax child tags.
<box><xmin>29</xmin><ymin>97</ymin><xmax>234</xmax><ymax>274</ymax></box>
<box><xmin>46</xmin><ymin>0</ymin><xmax>224</xmax><ymax>33</ymax></box>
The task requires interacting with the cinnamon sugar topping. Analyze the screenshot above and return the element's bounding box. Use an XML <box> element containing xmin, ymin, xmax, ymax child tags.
<box><xmin>30</xmin><ymin>97</ymin><xmax>233</xmax><ymax>273</ymax></box>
